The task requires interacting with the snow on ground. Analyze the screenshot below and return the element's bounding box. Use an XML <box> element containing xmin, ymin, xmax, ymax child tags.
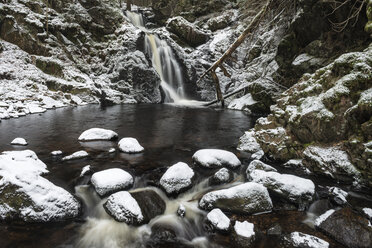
<box><xmin>0</xmin><ymin>150</ymin><xmax>80</xmax><ymax>222</ymax></box>
<box><xmin>237</xmin><ymin>131</ymin><xmax>264</xmax><ymax>159</ymax></box>
<box><xmin>315</xmin><ymin>209</ymin><xmax>335</xmax><ymax>227</ymax></box>
<box><xmin>91</xmin><ymin>168</ymin><xmax>133</xmax><ymax>196</ymax></box>
<box><xmin>206</xmin><ymin>208</ymin><xmax>230</xmax><ymax>231</ymax></box>
<box><xmin>160</xmin><ymin>162</ymin><xmax>194</xmax><ymax>195</ymax></box>
<box><xmin>118</xmin><ymin>138</ymin><xmax>144</xmax><ymax>153</ymax></box>
<box><xmin>228</xmin><ymin>94</ymin><xmax>257</xmax><ymax>112</ymax></box>
<box><xmin>62</xmin><ymin>150</ymin><xmax>89</xmax><ymax>161</ymax></box>
<box><xmin>10</xmin><ymin>137</ymin><xmax>28</xmax><ymax>146</ymax></box>
<box><xmin>78</xmin><ymin>128</ymin><xmax>118</xmax><ymax>141</ymax></box>
<box><xmin>249</xmin><ymin>170</ymin><xmax>315</xmax><ymax>204</ymax></box>
<box><xmin>234</xmin><ymin>221</ymin><xmax>255</xmax><ymax>238</ymax></box>
<box><xmin>192</xmin><ymin>149</ymin><xmax>241</xmax><ymax>169</ymax></box>
<box><xmin>104</xmin><ymin>191</ymin><xmax>144</xmax><ymax>224</ymax></box>
<box><xmin>286</xmin><ymin>232</ymin><xmax>329</xmax><ymax>248</ymax></box>
<box><xmin>80</xmin><ymin>165</ymin><xmax>91</xmax><ymax>177</ymax></box>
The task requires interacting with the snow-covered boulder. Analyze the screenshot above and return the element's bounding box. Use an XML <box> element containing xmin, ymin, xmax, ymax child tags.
<box><xmin>283</xmin><ymin>232</ymin><xmax>329</xmax><ymax>248</ymax></box>
<box><xmin>363</xmin><ymin>208</ymin><xmax>372</xmax><ymax>220</ymax></box>
<box><xmin>237</xmin><ymin>131</ymin><xmax>264</xmax><ymax>159</ymax></box>
<box><xmin>130</xmin><ymin>189</ymin><xmax>166</xmax><ymax>224</ymax></box>
<box><xmin>199</xmin><ymin>182</ymin><xmax>273</xmax><ymax>214</ymax></box>
<box><xmin>228</xmin><ymin>94</ymin><xmax>257</xmax><ymax>112</ymax></box>
<box><xmin>192</xmin><ymin>149</ymin><xmax>241</xmax><ymax>169</ymax></box>
<box><xmin>51</xmin><ymin>150</ymin><xmax>62</xmax><ymax>156</ymax></box>
<box><xmin>249</xmin><ymin>170</ymin><xmax>315</xmax><ymax>205</ymax></box>
<box><xmin>118</xmin><ymin>137</ymin><xmax>144</xmax><ymax>153</ymax></box>
<box><xmin>246</xmin><ymin>160</ymin><xmax>277</xmax><ymax>174</ymax></box>
<box><xmin>160</xmin><ymin>162</ymin><xmax>195</xmax><ymax>195</ymax></box>
<box><xmin>78</xmin><ymin>128</ymin><xmax>118</xmax><ymax>141</ymax></box>
<box><xmin>328</xmin><ymin>187</ymin><xmax>348</xmax><ymax>205</ymax></box>
<box><xmin>233</xmin><ymin>221</ymin><xmax>255</xmax><ymax>247</ymax></box>
<box><xmin>62</xmin><ymin>150</ymin><xmax>89</xmax><ymax>161</ymax></box>
<box><xmin>0</xmin><ymin>150</ymin><xmax>80</xmax><ymax>222</ymax></box>
<box><xmin>206</xmin><ymin>208</ymin><xmax>230</xmax><ymax>232</ymax></box>
<box><xmin>210</xmin><ymin>167</ymin><xmax>233</xmax><ymax>185</ymax></box>
<box><xmin>103</xmin><ymin>191</ymin><xmax>143</xmax><ymax>225</ymax></box>
<box><xmin>10</xmin><ymin>137</ymin><xmax>28</xmax><ymax>146</ymax></box>
<box><xmin>80</xmin><ymin>165</ymin><xmax>91</xmax><ymax>177</ymax></box>
<box><xmin>91</xmin><ymin>168</ymin><xmax>133</xmax><ymax>196</ymax></box>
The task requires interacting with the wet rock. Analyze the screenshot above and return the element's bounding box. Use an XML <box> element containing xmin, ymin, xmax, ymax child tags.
<box><xmin>199</xmin><ymin>182</ymin><xmax>273</xmax><ymax>214</ymax></box>
<box><xmin>0</xmin><ymin>150</ymin><xmax>80</xmax><ymax>222</ymax></box>
<box><xmin>206</xmin><ymin>10</ymin><xmax>236</xmax><ymax>31</ymax></box>
<box><xmin>62</xmin><ymin>150</ymin><xmax>89</xmax><ymax>161</ymax></box>
<box><xmin>249</xmin><ymin>170</ymin><xmax>315</xmax><ymax>207</ymax></box>
<box><xmin>78</xmin><ymin>128</ymin><xmax>118</xmax><ymax>141</ymax></box>
<box><xmin>166</xmin><ymin>16</ymin><xmax>209</xmax><ymax>47</ymax></box>
<box><xmin>328</xmin><ymin>187</ymin><xmax>348</xmax><ymax>206</ymax></box>
<box><xmin>267</xmin><ymin>223</ymin><xmax>282</xmax><ymax>236</ymax></box>
<box><xmin>130</xmin><ymin>189</ymin><xmax>166</xmax><ymax>224</ymax></box>
<box><xmin>10</xmin><ymin>137</ymin><xmax>28</xmax><ymax>146</ymax></box>
<box><xmin>316</xmin><ymin>207</ymin><xmax>372</xmax><ymax>248</ymax></box>
<box><xmin>118</xmin><ymin>137</ymin><xmax>144</xmax><ymax>153</ymax></box>
<box><xmin>209</xmin><ymin>168</ymin><xmax>233</xmax><ymax>185</ymax></box>
<box><xmin>303</xmin><ymin>146</ymin><xmax>361</xmax><ymax>183</ymax></box>
<box><xmin>246</xmin><ymin>160</ymin><xmax>277</xmax><ymax>175</ymax></box>
<box><xmin>91</xmin><ymin>168</ymin><xmax>133</xmax><ymax>197</ymax></box>
<box><xmin>192</xmin><ymin>149</ymin><xmax>241</xmax><ymax>169</ymax></box>
<box><xmin>206</xmin><ymin>208</ymin><xmax>230</xmax><ymax>232</ymax></box>
<box><xmin>103</xmin><ymin>191</ymin><xmax>143</xmax><ymax>225</ymax></box>
<box><xmin>232</xmin><ymin>221</ymin><xmax>255</xmax><ymax>248</ymax></box>
<box><xmin>160</xmin><ymin>162</ymin><xmax>195</xmax><ymax>195</ymax></box>
<box><xmin>283</xmin><ymin>232</ymin><xmax>329</xmax><ymax>248</ymax></box>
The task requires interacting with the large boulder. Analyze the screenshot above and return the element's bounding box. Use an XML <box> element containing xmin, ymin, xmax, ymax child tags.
<box><xmin>160</xmin><ymin>162</ymin><xmax>195</xmax><ymax>195</ymax></box>
<box><xmin>0</xmin><ymin>150</ymin><xmax>80</xmax><ymax>222</ymax></box>
<box><xmin>130</xmin><ymin>189</ymin><xmax>166</xmax><ymax>224</ymax></box>
<box><xmin>78</xmin><ymin>128</ymin><xmax>118</xmax><ymax>141</ymax></box>
<box><xmin>192</xmin><ymin>149</ymin><xmax>241</xmax><ymax>169</ymax></box>
<box><xmin>315</xmin><ymin>207</ymin><xmax>372</xmax><ymax>248</ymax></box>
<box><xmin>91</xmin><ymin>168</ymin><xmax>134</xmax><ymax>197</ymax></box>
<box><xmin>199</xmin><ymin>182</ymin><xmax>273</xmax><ymax>214</ymax></box>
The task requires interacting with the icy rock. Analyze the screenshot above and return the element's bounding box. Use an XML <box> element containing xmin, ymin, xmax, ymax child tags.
<box><xmin>233</xmin><ymin>221</ymin><xmax>255</xmax><ymax>247</ymax></box>
<box><xmin>246</xmin><ymin>160</ymin><xmax>277</xmax><ymax>175</ymax></box>
<box><xmin>199</xmin><ymin>182</ymin><xmax>273</xmax><ymax>214</ymax></box>
<box><xmin>177</xmin><ymin>204</ymin><xmax>186</xmax><ymax>217</ymax></box>
<box><xmin>160</xmin><ymin>162</ymin><xmax>195</xmax><ymax>195</ymax></box>
<box><xmin>228</xmin><ymin>94</ymin><xmax>257</xmax><ymax>112</ymax></box>
<box><xmin>62</xmin><ymin>150</ymin><xmax>89</xmax><ymax>161</ymax></box>
<box><xmin>210</xmin><ymin>167</ymin><xmax>233</xmax><ymax>185</ymax></box>
<box><xmin>0</xmin><ymin>150</ymin><xmax>80</xmax><ymax>222</ymax></box>
<box><xmin>206</xmin><ymin>208</ymin><xmax>230</xmax><ymax>232</ymax></box>
<box><xmin>328</xmin><ymin>187</ymin><xmax>348</xmax><ymax>205</ymax></box>
<box><xmin>10</xmin><ymin>137</ymin><xmax>28</xmax><ymax>146</ymax></box>
<box><xmin>103</xmin><ymin>191</ymin><xmax>143</xmax><ymax>225</ymax></box>
<box><xmin>192</xmin><ymin>149</ymin><xmax>241</xmax><ymax>169</ymax></box>
<box><xmin>78</xmin><ymin>128</ymin><xmax>118</xmax><ymax>141</ymax></box>
<box><xmin>118</xmin><ymin>137</ymin><xmax>144</xmax><ymax>153</ymax></box>
<box><xmin>51</xmin><ymin>150</ymin><xmax>62</xmax><ymax>156</ymax></box>
<box><xmin>91</xmin><ymin>168</ymin><xmax>133</xmax><ymax>197</ymax></box>
<box><xmin>249</xmin><ymin>170</ymin><xmax>315</xmax><ymax>205</ymax></box>
<box><xmin>237</xmin><ymin>131</ymin><xmax>264</xmax><ymax>159</ymax></box>
<box><xmin>80</xmin><ymin>165</ymin><xmax>91</xmax><ymax>177</ymax></box>
<box><xmin>284</xmin><ymin>232</ymin><xmax>329</xmax><ymax>248</ymax></box>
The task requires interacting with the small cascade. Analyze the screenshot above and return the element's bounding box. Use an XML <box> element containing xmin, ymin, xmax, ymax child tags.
<box><xmin>125</xmin><ymin>11</ymin><xmax>186</xmax><ymax>103</ymax></box>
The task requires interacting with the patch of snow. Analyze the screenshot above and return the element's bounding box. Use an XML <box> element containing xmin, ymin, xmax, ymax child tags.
<box><xmin>40</xmin><ymin>96</ymin><xmax>65</xmax><ymax>109</ymax></box>
<box><xmin>80</xmin><ymin>165</ymin><xmax>91</xmax><ymax>177</ymax></box>
<box><xmin>237</xmin><ymin>131</ymin><xmax>264</xmax><ymax>159</ymax></box>
<box><xmin>78</xmin><ymin>128</ymin><xmax>118</xmax><ymax>141</ymax></box>
<box><xmin>363</xmin><ymin>208</ymin><xmax>372</xmax><ymax>219</ymax></box>
<box><xmin>51</xmin><ymin>150</ymin><xmax>63</xmax><ymax>156</ymax></box>
<box><xmin>27</xmin><ymin>103</ymin><xmax>46</xmax><ymax>114</ymax></box>
<box><xmin>10</xmin><ymin>137</ymin><xmax>28</xmax><ymax>146</ymax></box>
<box><xmin>315</xmin><ymin>209</ymin><xmax>335</xmax><ymax>227</ymax></box>
<box><xmin>234</xmin><ymin>221</ymin><xmax>255</xmax><ymax>238</ymax></box>
<box><xmin>108</xmin><ymin>148</ymin><xmax>116</xmax><ymax>153</ymax></box>
<box><xmin>287</xmin><ymin>232</ymin><xmax>329</xmax><ymax>248</ymax></box>
<box><xmin>62</xmin><ymin>150</ymin><xmax>89</xmax><ymax>161</ymax></box>
<box><xmin>118</xmin><ymin>138</ymin><xmax>144</xmax><ymax>153</ymax></box>
<box><xmin>328</xmin><ymin>187</ymin><xmax>348</xmax><ymax>205</ymax></box>
<box><xmin>283</xmin><ymin>159</ymin><xmax>303</xmax><ymax>168</ymax></box>
<box><xmin>91</xmin><ymin>168</ymin><xmax>133</xmax><ymax>196</ymax></box>
<box><xmin>160</xmin><ymin>162</ymin><xmax>194</xmax><ymax>195</ymax></box>
<box><xmin>104</xmin><ymin>191</ymin><xmax>144</xmax><ymax>224</ymax></box>
<box><xmin>192</xmin><ymin>149</ymin><xmax>241</xmax><ymax>169</ymax></box>
<box><xmin>228</xmin><ymin>94</ymin><xmax>257</xmax><ymax>112</ymax></box>
<box><xmin>206</xmin><ymin>208</ymin><xmax>230</xmax><ymax>231</ymax></box>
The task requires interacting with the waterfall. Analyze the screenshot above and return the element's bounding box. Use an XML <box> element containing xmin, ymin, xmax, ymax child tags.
<box><xmin>125</xmin><ymin>11</ymin><xmax>186</xmax><ymax>103</ymax></box>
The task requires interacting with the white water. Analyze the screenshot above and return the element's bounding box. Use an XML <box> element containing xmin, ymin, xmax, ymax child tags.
<box><xmin>125</xmin><ymin>11</ymin><xmax>187</xmax><ymax>103</ymax></box>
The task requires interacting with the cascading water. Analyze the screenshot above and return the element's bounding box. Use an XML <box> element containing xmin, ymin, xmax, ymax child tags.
<box><xmin>126</xmin><ymin>11</ymin><xmax>186</xmax><ymax>103</ymax></box>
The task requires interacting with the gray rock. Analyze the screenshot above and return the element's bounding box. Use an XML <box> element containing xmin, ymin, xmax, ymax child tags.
<box><xmin>210</xmin><ymin>168</ymin><xmax>233</xmax><ymax>185</ymax></box>
<box><xmin>130</xmin><ymin>189</ymin><xmax>166</xmax><ymax>224</ymax></box>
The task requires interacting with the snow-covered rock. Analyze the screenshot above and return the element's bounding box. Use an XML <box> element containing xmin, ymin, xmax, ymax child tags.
<box><xmin>80</xmin><ymin>165</ymin><xmax>91</xmax><ymax>177</ymax></box>
<box><xmin>0</xmin><ymin>150</ymin><xmax>80</xmax><ymax>222</ymax></box>
<box><xmin>315</xmin><ymin>209</ymin><xmax>335</xmax><ymax>227</ymax></box>
<box><xmin>177</xmin><ymin>204</ymin><xmax>186</xmax><ymax>217</ymax></box>
<box><xmin>210</xmin><ymin>167</ymin><xmax>233</xmax><ymax>185</ymax></box>
<box><xmin>363</xmin><ymin>208</ymin><xmax>372</xmax><ymax>219</ymax></box>
<box><xmin>118</xmin><ymin>137</ymin><xmax>144</xmax><ymax>153</ymax></box>
<box><xmin>108</xmin><ymin>148</ymin><xmax>116</xmax><ymax>153</ymax></box>
<box><xmin>233</xmin><ymin>221</ymin><xmax>255</xmax><ymax>247</ymax></box>
<box><xmin>237</xmin><ymin>131</ymin><xmax>264</xmax><ymax>159</ymax></box>
<box><xmin>284</xmin><ymin>232</ymin><xmax>329</xmax><ymax>248</ymax></box>
<box><xmin>160</xmin><ymin>162</ymin><xmax>195</xmax><ymax>195</ymax></box>
<box><xmin>10</xmin><ymin>137</ymin><xmax>28</xmax><ymax>146</ymax></box>
<box><xmin>228</xmin><ymin>94</ymin><xmax>257</xmax><ymax>112</ymax></box>
<box><xmin>246</xmin><ymin>160</ymin><xmax>277</xmax><ymax>174</ymax></box>
<box><xmin>192</xmin><ymin>149</ymin><xmax>241</xmax><ymax>169</ymax></box>
<box><xmin>78</xmin><ymin>128</ymin><xmax>118</xmax><ymax>141</ymax></box>
<box><xmin>249</xmin><ymin>170</ymin><xmax>315</xmax><ymax>205</ymax></box>
<box><xmin>103</xmin><ymin>191</ymin><xmax>143</xmax><ymax>225</ymax></box>
<box><xmin>91</xmin><ymin>168</ymin><xmax>133</xmax><ymax>196</ymax></box>
<box><xmin>206</xmin><ymin>208</ymin><xmax>230</xmax><ymax>232</ymax></box>
<box><xmin>51</xmin><ymin>150</ymin><xmax>63</xmax><ymax>156</ymax></box>
<box><xmin>62</xmin><ymin>150</ymin><xmax>89</xmax><ymax>161</ymax></box>
<box><xmin>328</xmin><ymin>187</ymin><xmax>348</xmax><ymax>205</ymax></box>
<box><xmin>199</xmin><ymin>182</ymin><xmax>273</xmax><ymax>214</ymax></box>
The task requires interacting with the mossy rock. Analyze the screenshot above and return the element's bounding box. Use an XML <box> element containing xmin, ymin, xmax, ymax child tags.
<box><xmin>35</xmin><ymin>57</ymin><xmax>64</xmax><ymax>78</ymax></box>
